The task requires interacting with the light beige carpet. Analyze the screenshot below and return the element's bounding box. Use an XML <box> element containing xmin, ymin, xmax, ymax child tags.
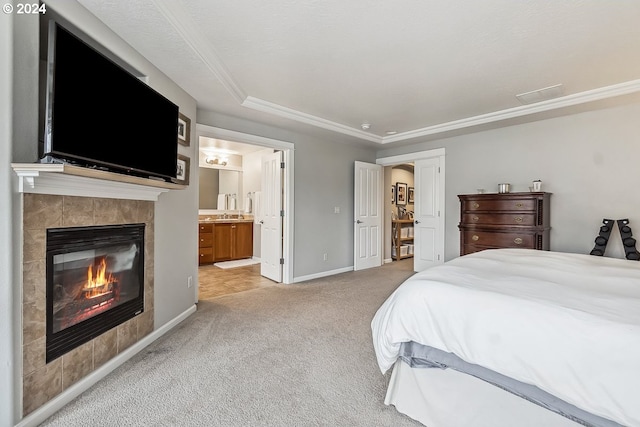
<box><xmin>42</xmin><ymin>260</ymin><xmax>421</xmax><ymax>426</ymax></box>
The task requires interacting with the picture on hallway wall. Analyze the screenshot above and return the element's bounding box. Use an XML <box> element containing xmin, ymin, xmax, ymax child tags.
<box><xmin>396</xmin><ymin>182</ymin><xmax>407</xmax><ymax>206</ymax></box>
<box><xmin>408</xmin><ymin>187</ymin><xmax>414</xmax><ymax>204</ymax></box>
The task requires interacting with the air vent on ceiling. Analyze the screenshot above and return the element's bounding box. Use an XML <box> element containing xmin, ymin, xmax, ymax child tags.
<box><xmin>516</xmin><ymin>84</ymin><xmax>564</xmax><ymax>105</ymax></box>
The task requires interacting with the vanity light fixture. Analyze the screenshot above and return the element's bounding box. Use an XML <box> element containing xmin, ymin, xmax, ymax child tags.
<box><xmin>205</xmin><ymin>156</ymin><xmax>228</xmax><ymax>166</ymax></box>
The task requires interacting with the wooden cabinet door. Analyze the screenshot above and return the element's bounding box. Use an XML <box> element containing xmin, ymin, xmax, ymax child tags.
<box><xmin>213</xmin><ymin>223</ymin><xmax>233</xmax><ymax>261</ymax></box>
<box><xmin>233</xmin><ymin>222</ymin><xmax>254</xmax><ymax>259</ymax></box>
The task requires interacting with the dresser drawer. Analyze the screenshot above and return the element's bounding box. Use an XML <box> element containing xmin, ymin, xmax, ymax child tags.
<box><xmin>199</xmin><ymin>232</ymin><xmax>213</xmax><ymax>247</ymax></box>
<box><xmin>463</xmin><ymin>231</ymin><xmax>535</xmax><ymax>248</ymax></box>
<box><xmin>461</xmin><ymin>213</ymin><xmax>536</xmax><ymax>226</ymax></box>
<box><xmin>462</xmin><ymin>198</ymin><xmax>536</xmax><ymax>212</ymax></box>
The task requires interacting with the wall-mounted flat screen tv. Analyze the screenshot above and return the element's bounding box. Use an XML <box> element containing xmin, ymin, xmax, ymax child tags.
<box><xmin>42</xmin><ymin>21</ymin><xmax>179</xmax><ymax>182</ymax></box>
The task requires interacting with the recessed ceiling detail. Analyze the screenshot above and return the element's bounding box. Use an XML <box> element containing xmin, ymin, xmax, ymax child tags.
<box><xmin>78</xmin><ymin>0</ymin><xmax>640</xmax><ymax>145</ymax></box>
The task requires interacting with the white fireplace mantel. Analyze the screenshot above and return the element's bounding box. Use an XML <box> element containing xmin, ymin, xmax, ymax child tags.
<box><xmin>11</xmin><ymin>163</ymin><xmax>185</xmax><ymax>201</ymax></box>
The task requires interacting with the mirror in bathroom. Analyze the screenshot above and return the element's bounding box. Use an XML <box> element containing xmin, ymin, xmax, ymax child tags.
<box><xmin>199</xmin><ymin>168</ymin><xmax>243</xmax><ymax>211</ymax></box>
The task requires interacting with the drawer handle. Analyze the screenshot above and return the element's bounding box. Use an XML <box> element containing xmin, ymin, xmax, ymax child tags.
<box><xmin>514</xmin><ymin>237</ymin><xmax>523</xmax><ymax>245</ymax></box>
<box><xmin>472</xmin><ymin>203</ymin><xmax>480</xmax><ymax>209</ymax></box>
<box><xmin>472</xmin><ymin>216</ymin><xmax>479</xmax><ymax>221</ymax></box>
<box><xmin>515</xmin><ymin>203</ymin><xmax>523</xmax><ymax>208</ymax></box>
<box><xmin>200</xmin><ymin>254</ymin><xmax>204</xmax><ymax>257</ymax></box>
<box><xmin>514</xmin><ymin>216</ymin><xmax>523</xmax><ymax>223</ymax></box>
<box><xmin>472</xmin><ymin>235</ymin><xmax>479</xmax><ymax>241</ymax></box>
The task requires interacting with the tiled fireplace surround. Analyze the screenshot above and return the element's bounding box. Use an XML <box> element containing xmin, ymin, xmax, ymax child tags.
<box><xmin>21</xmin><ymin>193</ymin><xmax>155</xmax><ymax>415</ymax></box>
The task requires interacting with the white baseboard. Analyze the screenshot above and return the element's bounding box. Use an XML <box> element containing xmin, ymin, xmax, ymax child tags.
<box><xmin>384</xmin><ymin>258</ymin><xmax>393</xmax><ymax>264</ymax></box>
<box><xmin>293</xmin><ymin>266</ymin><xmax>353</xmax><ymax>283</ymax></box>
<box><xmin>16</xmin><ymin>304</ymin><xmax>197</xmax><ymax>427</ymax></box>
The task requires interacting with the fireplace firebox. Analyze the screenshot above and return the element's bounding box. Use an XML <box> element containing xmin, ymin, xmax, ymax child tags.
<box><xmin>46</xmin><ymin>224</ymin><xmax>145</xmax><ymax>362</ymax></box>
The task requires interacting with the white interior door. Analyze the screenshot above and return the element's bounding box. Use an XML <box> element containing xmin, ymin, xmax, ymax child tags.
<box><xmin>413</xmin><ymin>156</ymin><xmax>445</xmax><ymax>271</ymax></box>
<box><xmin>354</xmin><ymin>161</ymin><xmax>383</xmax><ymax>271</ymax></box>
<box><xmin>260</xmin><ymin>151</ymin><xmax>283</xmax><ymax>282</ymax></box>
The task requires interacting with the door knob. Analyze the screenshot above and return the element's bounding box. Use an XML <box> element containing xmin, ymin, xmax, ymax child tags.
<box><xmin>356</xmin><ymin>220</ymin><xmax>363</xmax><ymax>224</ymax></box>
<box><xmin>414</xmin><ymin>220</ymin><xmax>420</xmax><ymax>224</ymax></box>
<box><xmin>259</xmin><ymin>220</ymin><xmax>264</xmax><ymax>224</ymax></box>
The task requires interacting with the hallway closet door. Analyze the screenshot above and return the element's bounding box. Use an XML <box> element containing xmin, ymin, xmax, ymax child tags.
<box><xmin>354</xmin><ymin>161</ymin><xmax>383</xmax><ymax>271</ymax></box>
<box><xmin>413</xmin><ymin>156</ymin><xmax>444</xmax><ymax>271</ymax></box>
<box><xmin>260</xmin><ymin>151</ymin><xmax>283</xmax><ymax>282</ymax></box>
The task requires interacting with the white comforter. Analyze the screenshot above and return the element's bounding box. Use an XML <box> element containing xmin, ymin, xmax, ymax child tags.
<box><xmin>371</xmin><ymin>249</ymin><xmax>640</xmax><ymax>426</ymax></box>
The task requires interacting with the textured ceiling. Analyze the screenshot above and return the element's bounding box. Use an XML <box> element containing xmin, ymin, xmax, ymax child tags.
<box><xmin>76</xmin><ymin>0</ymin><xmax>640</xmax><ymax>147</ymax></box>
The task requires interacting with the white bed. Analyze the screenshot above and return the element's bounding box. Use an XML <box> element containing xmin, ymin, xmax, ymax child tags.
<box><xmin>371</xmin><ymin>249</ymin><xmax>640</xmax><ymax>427</ymax></box>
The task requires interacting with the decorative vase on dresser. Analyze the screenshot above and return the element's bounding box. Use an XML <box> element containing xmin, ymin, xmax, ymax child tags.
<box><xmin>458</xmin><ymin>192</ymin><xmax>551</xmax><ymax>256</ymax></box>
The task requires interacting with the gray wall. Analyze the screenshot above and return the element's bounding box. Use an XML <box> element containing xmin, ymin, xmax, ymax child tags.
<box><xmin>377</xmin><ymin>101</ymin><xmax>640</xmax><ymax>261</ymax></box>
<box><xmin>197</xmin><ymin>111</ymin><xmax>378</xmax><ymax>278</ymax></box>
<box><xmin>1</xmin><ymin>8</ymin><xmax>14</xmax><ymax>427</ymax></box>
<box><xmin>3</xmin><ymin>2</ymin><xmax>199</xmax><ymax>423</ymax></box>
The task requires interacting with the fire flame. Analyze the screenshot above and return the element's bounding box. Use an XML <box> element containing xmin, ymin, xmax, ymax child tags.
<box><xmin>85</xmin><ymin>258</ymin><xmax>116</xmax><ymax>298</ymax></box>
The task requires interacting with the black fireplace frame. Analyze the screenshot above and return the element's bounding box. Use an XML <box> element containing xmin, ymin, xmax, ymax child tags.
<box><xmin>46</xmin><ymin>223</ymin><xmax>145</xmax><ymax>362</ymax></box>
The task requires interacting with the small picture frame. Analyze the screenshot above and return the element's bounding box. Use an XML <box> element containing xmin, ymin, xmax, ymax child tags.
<box><xmin>408</xmin><ymin>187</ymin><xmax>415</xmax><ymax>204</ymax></box>
<box><xmin>177</xmin><ymin>112</ymin><xmax>191</xmax><ymax>146</ymax></box>
<box><xmin>391</xmin><ymin>185</ymin><xmax>396</xmax><ymax>204</ymax></box>
<box><xmin>395</xmin><ymin>182</ymin><xmax>407</xmax><ymax>206</ymax></box>
<box><xmin>176</xmin><ymin>154</ymin><xmax>190</xmax><ymax>185</ymax></box>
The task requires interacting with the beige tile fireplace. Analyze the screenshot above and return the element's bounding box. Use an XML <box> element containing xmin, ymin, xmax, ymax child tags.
<box><xmin>21</xmin><ymin>193</ymin><xmax>155</xmax><ymax>415</ymax></box>
<box><xmin>13</xmin><ymin>163</ymin><xmax>184</xmax><ymax>416</ymax></box>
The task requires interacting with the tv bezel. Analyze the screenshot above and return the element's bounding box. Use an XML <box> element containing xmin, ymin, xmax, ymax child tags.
<box><xmin>42</xmin><ymin>20</ymin><xmax>179</xmax><ymax>182</ymax></box>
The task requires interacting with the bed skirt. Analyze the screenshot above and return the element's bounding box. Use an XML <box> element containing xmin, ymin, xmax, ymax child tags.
<box><xmin>385</xmin><ymin>360</ymin><xmax>581</xmax><ymax>427</ymax></box>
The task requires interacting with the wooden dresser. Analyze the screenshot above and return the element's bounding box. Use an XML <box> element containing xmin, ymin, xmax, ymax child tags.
<box><xmin>458</xmin><ymin>192</ymin><xmax>551</xmax><ymax>256</ymax></box>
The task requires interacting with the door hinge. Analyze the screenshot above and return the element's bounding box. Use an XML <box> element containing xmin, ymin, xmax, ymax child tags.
<box><xmin>281</xmin><ymin>162</ymin><xmax>285</xmax><ymax>169</ymax></box>
<box><xmin>280</xmin><ymin>258</ymin><xmax>284</xmax><ymax>265</ymax></box>
<box><xmin>280</xmin><ymin>210</ymin><xmax>285</xmax><ymax>217</ymax></box>
<box><xmin>438</xmin><ymin>254</ymin><xmax>441</xmax><ymax>260</ymax></box>
<box><xmin>438</xmin><ymin>167</ymin><xmax>441</xmax><ymax>173</ymax></box>
<box><xmin>438</xmin><ymin>210</ymin><xmax>441</xmax><ymax>217</ymax></box>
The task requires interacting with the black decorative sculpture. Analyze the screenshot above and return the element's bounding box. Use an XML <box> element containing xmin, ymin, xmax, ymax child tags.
<box><xmin>590</xmin><ymin>219</ymin><xmax>614</xmax><ymax>256</ymax></box>
<box><xmin>616</xmin><ymin>219</ymin><xmax>640</xmax><ymax>261</ymax></box>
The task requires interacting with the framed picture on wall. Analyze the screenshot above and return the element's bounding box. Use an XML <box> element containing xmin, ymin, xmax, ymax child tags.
<box><xmin>396</xmin><ymin>182</ymin><xmax>407</xmax><ymax>206</ymax></box>
<box><xmin>391</xmin><ymin>185</ymin><xmax>396</xmax><ymax>204</ymax></box>
<box><xmin>175</xmin><ymin>154</ymin><xmax>190</xmax><ymax>185</ymax></box>
<box><xmin>408</xmin><ymin>187</ymin><xmax>415</xmax><ymax>204</ymax></box>
<box><xmin>177</xmin><ymin>112</ymin><xmax>191</xmax><ymax>146</ymax></box>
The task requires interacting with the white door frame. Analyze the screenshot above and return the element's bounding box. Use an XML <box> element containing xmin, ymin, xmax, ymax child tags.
<box><xmin>195</xmin><ymin>124</ymin><xmax>294</xmax><ymax>284</ymax></box>
<box><xmin>376</xmin><ymin>148</ymin><xmax>445</xmax><ymax>267</ymax></box>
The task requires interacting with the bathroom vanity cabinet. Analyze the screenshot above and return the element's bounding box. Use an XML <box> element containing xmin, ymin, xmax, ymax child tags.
<box><xmin>199</xmin><ymin>221</ymin><xmax>253</xmax><ymax>265</ymax></box>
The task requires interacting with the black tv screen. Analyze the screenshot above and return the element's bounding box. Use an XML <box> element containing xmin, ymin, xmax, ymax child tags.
<box><xmin>42</xmin><ymin>21</ymin><xmax>179</xmax><ymax>182</ymax></box>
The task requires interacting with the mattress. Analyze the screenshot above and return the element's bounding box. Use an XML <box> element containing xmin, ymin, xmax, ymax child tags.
<box><xmin>371</xmin><ymin>249</ymin><xmax>640</xmax><ymax>426</ymax></box>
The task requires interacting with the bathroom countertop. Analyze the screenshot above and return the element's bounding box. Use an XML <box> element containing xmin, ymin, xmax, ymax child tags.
<box><xmin>198</xmin><ymin>218</ymin><xmax>254</xmax><ymax>223</ymax></box>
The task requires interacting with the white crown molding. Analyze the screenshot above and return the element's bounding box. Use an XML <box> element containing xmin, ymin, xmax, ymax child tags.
<box><xmin>151</xmin><ymin>0</ymin><xmax>246</xmax><ymax>103</ymax></box>
<box><xmin>241</xmin><ymin>96</ymin><xmax>382</xmax><ymax>143</ymax></box>
<box><xmin>151</xmin><ymin>0</ymin><xmax>640</xmax><ymax>145</ymax></box>
<box><xmin>12</xmin><ymin>164</ymin><xmax>179</xmax><ymax>201</ymax></box>
<box><xmin>381</xmin><ymin>79</ymin><xmax>640</xmax><ymax>144</ymax></box>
